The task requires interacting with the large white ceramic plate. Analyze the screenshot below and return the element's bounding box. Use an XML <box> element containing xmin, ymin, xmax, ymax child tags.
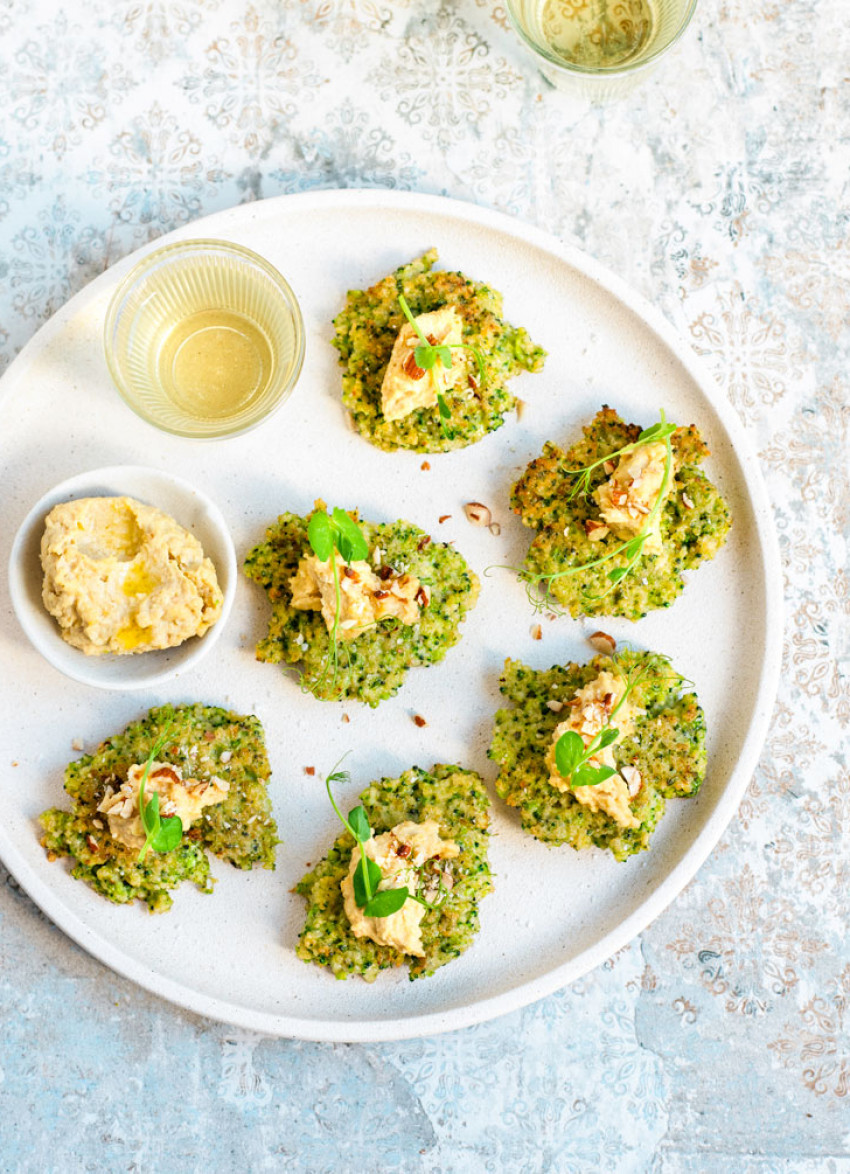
<box><xmin>0</xmin><ymin>191</ymin><xmax>781</xmax><ymax>1042</ymax></box>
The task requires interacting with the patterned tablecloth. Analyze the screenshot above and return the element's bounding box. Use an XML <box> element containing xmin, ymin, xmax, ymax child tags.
<box><xmin>1</xmin><ymin>1</ymin><xmax>847</xmax><ymax>1169</ymax></box>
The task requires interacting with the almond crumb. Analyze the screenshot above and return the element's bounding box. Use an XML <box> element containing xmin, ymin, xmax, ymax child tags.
<box><xmin>413</xmin><ymin>714</ymin><xmax>428</xmax><ymax>728</ymax></box>
<box><xmin>342</xmin><ymin>714</ymin><xmax>350</xmax><ymax>724</ymax></box>
<box><xmin>682</xmin><ymin>491</ymin><xmax>694</xmax><ymax>509</ymax></box>
<box><xmin>584</xmin><ymin>518</ymin><xmax>610</xmax><ymax>541</ymax></box>
<box><xmin>530</xmin><ymin>624</ymin><xmax>542</xmax><ymax>641</ymax></box>
<box><xmin>488</xmin><ymin>522</ymin><xmax>501</xmax><ymax>537</ymax></box>
<box><xmin>71</xmin><ymin>738</ymin><xmax>84</xmax><ymax>752</ymax></box>
<box><xmin>621</xmin><ymin>765</ymin><xmax>643</xmax><ymax>797</ymax></box>
<box><xmin>344</xmin><ymin>411</ymin><xmax>356</xmax><ymax>432</ymax></box>
<box><xmin>304</xmin><ymin>766</ymin><xmax>316</xmax><ymax>776</ymax></box>
<box><xmin>515</xmin><ymin>397</ymin><xmax>527</xmax><ymax>420</ymax></box>
<box><xmin>438</xmin><ymin>514</ymin><xmax>452</xmax><ymax>524</ymax></box>
<box><xmin>588</xmin><ymin>631</ymin><xmax>617</xmax><ymax>655</ymax></box>
<box><xmin>421</xmin><ymin>461</ymin><xmax>431</xmax><ymax>471</ymax></box>
<box><xmin>464</xmin><ymin>502</ymin><xmax>492</xmax><ymax>527</ymax></box>
<box><xmin>546</xmin><ymin>699</ymin><xmax>564</xmax><ymax>712</ymax></box>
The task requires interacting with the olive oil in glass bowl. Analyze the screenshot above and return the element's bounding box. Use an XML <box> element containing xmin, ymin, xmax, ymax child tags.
<box><xmin>507</xmin><ymin>0</ymin><xmax>698</xmax><ymax>97</ymax></box>
<box><xmin>104</xmin><ymin>240</ymin><xmax>305</xmax><ymax>439</ymax></box>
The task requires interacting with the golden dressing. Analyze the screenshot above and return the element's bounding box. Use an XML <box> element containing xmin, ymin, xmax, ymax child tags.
<box><xmin>156</xmin><ymin>309</ymin><xmax>273</xmax><ymax>420</ymax></box>
<box><xmin>540</xmin><ymin>0</ymin><xmax>653</xmax><ymax>68</ymax></box>
<box><xmin>122</xmin><ymin>562</ymin><xmax>160</xmax><ymax>597</ymax></box>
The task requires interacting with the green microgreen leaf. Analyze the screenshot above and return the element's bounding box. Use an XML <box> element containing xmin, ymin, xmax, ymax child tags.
<box><xmin>571</xmin><ymin>764</ymin><xmax>618</xmax><ymax>788</ymax></box>
<box><xmin>331</xmin><ymin>507</ymin><xmax>369</xmax><ymax>563</ymax></box>
<box><xmin>304</xmin><ymin>509</ymin><xmax>369</xmax><ymax>697</ymax></box>
<box><xmin>608</xmin><ymin>566</ymin><xmax>629</xmax><ymax>584</ymax></box>
<box><xmin>555</xmin><ymin>730</ymin><xmax>585</xmax><ymax>777</ymax></box>
<box><xmin>414</xmin><ymin>343</ymin><xmax>438</xmax><ymax>370</ymax></box>
<box><xmin>353</xmin><ymin>854</ymin><xmax>383</xmax><ymax>908</ymax></box>
<box><xmin>140</xmin><ymin>787</ymin><xmax>160</xmax><ymax>838</ymax></box>
<box><xmin>596</xmin><ymin>727</ymin><xmax>620</xmax><ymax>750</ymax></box>
<box><xmin>136</xmin><ymin>721</ymin><xmax>180</xmax><ymax>864</ymax></box>
<box><xmin>363</xmin><ymin>887</ymin><xmax>409</xmax><ymax>919</ymax></box>
<box><xmin>637</xmin><ymin>421</ymin><xmax>676</xmax><ymax>443</ymax></box>
<box><xmin>307</xmin><ymin>510</ymin><xmax>334</xmax><ymax>561</ymax></box>
<box><xmin>347</xmin><ymin>806</ymin><xmax>371</xmax><ymax>843</ymax></box>
<box><xmin>152</xmin><ymin>816</ymin><xmax>183</xmax><ymax>853</ymax></box>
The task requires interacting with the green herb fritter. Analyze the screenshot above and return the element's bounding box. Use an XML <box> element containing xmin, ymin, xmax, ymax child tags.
<box><xmin>332</xmin><ymin>249</ymin><xmax>546</xmax><ymax>453</ymax></box>
<box><xmin>244</xmin><ymin>505</ymin><xmax>480</xmax><ymax>706</ymax></box>
<box><xmin>512</xmin><ymin>406</ymin><xmax>732</xmax><ymax>620</ymax></box>
<box><xmin>40</xmin><ymin>703</ymin><xmax>277</xmax><ymax>913</ymax></box>
<box><xmin>489</xmin><ymin>650</ymin><xmax>706</xmax><ymax>861</ymax></box>
<box><xmin>296</xmin><ymin>764</ymin><xmax>492</xmax><ymax>981</ymax></box>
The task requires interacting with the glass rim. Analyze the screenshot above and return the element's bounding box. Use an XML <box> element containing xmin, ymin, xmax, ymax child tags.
<box><xmin>505</xmin><ymin>0</ymin><xmax>699</xmax><ymax>77</ymax></box>
<box><xmin>103</xmin><ymin>237</ymin><xmax>306</xmax><ymax>441</ymax></box>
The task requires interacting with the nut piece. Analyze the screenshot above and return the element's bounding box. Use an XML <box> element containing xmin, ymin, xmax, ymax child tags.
<box><xmin>530</xmin><ymin>624</ymin><xmax>542</xmax><ymax>641</ymax></box>
<box><xmin>546</xmin><ymin>699</ymin><xmax>564</xmax><ymax>713</ymax></box>
<box><xmin>588</xmin><ymin>630</ymin><xmax>617</xmax><ymax>656</ymax></box>
<box><xmin>402</xmin><ymin>351</ymin><xmax>425</xmax><ymax>380</ymax></box>
<box><xmin>464</xmin><ymin>502</ymin><xmax>492</xmax><ymax>527</ymax></box>
<box><xmin>413</xmin><ymin>714</ymin><xmax>428</xmax><ymax>728</ymax></box>
<box><xmin>488</xmin><ymin>522</ymin><xmax>501</xmax><ymax>537</ymax></box>
<box><xmin>515</xmin><ymin>398</ymin><xmax>527</xmax><ymax>421</ymax></box>
<box><xmin>621</xmin><ymin>765</ymin><xmax>642</xmax><ymax>798</ymax></box>
<box><xmin>438</xmin><ymin>514</ymin><xmax>452</xmax><ymax>524</ymax></box>
<box><xmin>682</xmin><ymin>492</ymin><xmax>695</xmax><ymax>509</ymax></box>
<box><xmin>584</xmin><ymin>518</ymin><xmax>610</xmax><ymax>541</ymax></box>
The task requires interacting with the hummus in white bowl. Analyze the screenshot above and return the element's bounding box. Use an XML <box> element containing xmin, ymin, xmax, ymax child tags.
<box><xmin>8</xmin><ymin>466</ymin><xmax>235</xmax><ymax>690</ymax></box>
<box><xmin>40</xmin><ymin>495</ymin><xmax>222</xmax><ymax>656</ymax></box>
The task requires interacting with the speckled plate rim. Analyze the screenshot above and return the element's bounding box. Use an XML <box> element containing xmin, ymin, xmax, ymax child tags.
<box><xmin>0</xmin><ymin>189</ymin><xmax>783</xmax><ymax>1042</ymax></box>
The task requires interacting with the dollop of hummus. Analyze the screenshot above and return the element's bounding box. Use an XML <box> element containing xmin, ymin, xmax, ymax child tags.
<box><xmin>380</xmin><ymin>305</ymin><xmax>466</xmax><ymax>422</ymax></box>
<box><xmin>546</xmin><ymin>670</ymin><xmax>641</xmax><ymax>829</ymax></box>
<box><xmin>97</xmin><ymin>760</ymin><xmax>229</xmax><ymax>851</ymax></box>
<box><xmin>289</xmin><ymin>554</ymin><xmax>424</xmax><ymax>641</ymax></box>
<box><xmin>40</xmin><ymin>496</ymin><xmax>222</xmax><ymax>655</ymax></box>
<box><xmin>341</xmin><ymin>819</ymin><xmax>459</xmax><ymax>956</ymax></box>
<box><xmin>593</xmin><ymin>442</ymin><xmax>671</xmax><ymax>554</ymax></box>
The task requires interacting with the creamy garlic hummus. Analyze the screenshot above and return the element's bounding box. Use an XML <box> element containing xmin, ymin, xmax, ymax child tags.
<box><xmin>289</xmin><ymin>554</ymin><xmax>424</xmax><ymax>641</ymax></box>
<box><xmin>97</xmin><ymin>760</ymin><xmax>229</xmax><ymax>851</ymax></box>
<box><xmin>380</xmin><ymin>305</ymin><xmax>466</xmax><ymax>422</ymax></box>
<box><xmin>545</xmin><ymin>670</ymin><xmax>640</xmax><ymax>830</ymax></box>
<box><xmin>41</xmin><ymin>496</ymin><xmax>223</xmax><ymax>655</ymax></box>
<box><xmin>593</xmin><ymin>441</ymin><xmax>671</xmax><ymax>554</ymax></box>
<box><xmin>341</xmin><ymin>820</ymin><xmax>458</xmax><ymax>956</ymax></box>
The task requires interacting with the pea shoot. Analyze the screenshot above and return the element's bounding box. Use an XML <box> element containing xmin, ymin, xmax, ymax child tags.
<box><xmin>553</xmin><ymin>660</ymin><xmax>652</xmax><ymax>790</ymax></box>
<box><xmin>304</xmin><ymin>507</ymin><xmax>369</xmax><ymax>698</ymax></box>
<box><xmin>397</xmin><ymin>294</ymin><xmax>486</xmax><ymax>442</ymax></box>
<box><xmin>522</xmin><ymin>411</ymin><xmax>676</xmax><ymax>610</ymax></box>
<box><xmin>137</xmin><ymin>722</ymin><xmax>182</xmax><ymax>863</ymax></box>
<box><xmin>324</xmin><ymin>760</ymin><xmax>450</xmax><ymax>920</ymax></box>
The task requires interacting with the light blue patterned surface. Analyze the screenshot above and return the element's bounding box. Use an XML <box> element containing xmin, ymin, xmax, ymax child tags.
<box><xmin>1</xmin><ymin>1</ymin><xmax>849</xmax><ymax>1169</ymax></box>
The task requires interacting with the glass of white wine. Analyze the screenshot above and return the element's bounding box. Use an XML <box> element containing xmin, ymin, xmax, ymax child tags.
<box><xmin>506</xmin><ymin>0</ymin><xmax>698</xmax><ymax>98</ymax></box>
<box><xmin>105</xmin><ymin>239</ymin><xmax>305</xmax><ymax>439</ymax></box>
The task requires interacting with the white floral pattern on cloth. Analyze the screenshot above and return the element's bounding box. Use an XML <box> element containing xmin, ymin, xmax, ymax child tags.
<box><xmin>0</xmin><ymin>0</ymin><xmax>849</xmax><ymax>1166</ymax></box>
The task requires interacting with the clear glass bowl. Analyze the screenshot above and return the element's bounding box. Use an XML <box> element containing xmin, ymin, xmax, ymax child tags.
<box><xmin>506</xmin><ymin>0</ymin><xmax>699</xmax><ymax>99</ymax></box>
<box><xmin>104</xmin><ymin>239</ymin><xmax>305</xmax><ymax>439</ymax></box>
